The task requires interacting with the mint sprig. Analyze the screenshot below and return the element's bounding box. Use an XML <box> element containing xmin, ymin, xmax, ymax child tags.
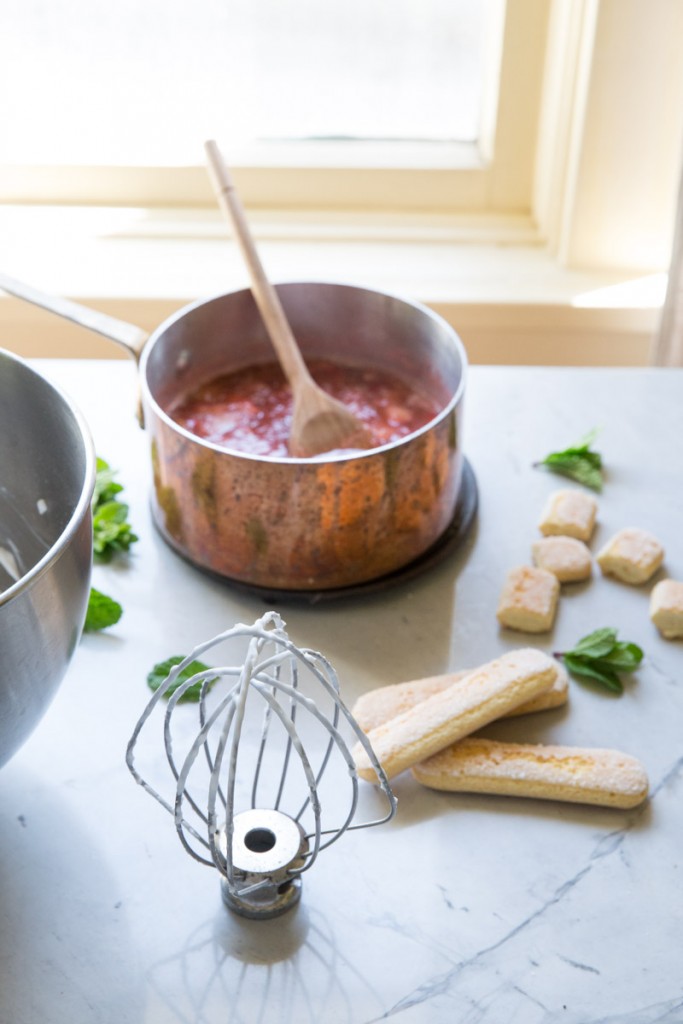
<box><xmin>92</xmin><ymin>457</ymin><xmax>138</xmax><ymax>560</ymax></box>
<box><xmin>83</xmin><ymin>457</ymin><xmax>136</xmax><ymax>633</ymax></box>
<box><xmin>147</xmin><ymin>656</ymin><xmax>217</xmax><ymax>704</ymax></box>
<box><xmin>92</xmin><ymin>457</ymin><xmax>124</xmax><ymax>506</ymax></box>
<box><xmin>534</xmin><ymin>429</ymin><xmax>603</xmax><ymax>491</ymax></box>
<box><xmin>555</xmin><ymin>627</ymin><xmax>643</xmax><ymax>694</ymax></box>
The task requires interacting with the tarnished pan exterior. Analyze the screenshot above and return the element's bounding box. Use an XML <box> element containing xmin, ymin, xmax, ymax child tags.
<box><xmin>0</xmin><ymin>350</ymin><xmax>95</xmax><ymax>768</ymax></box>
<box><xmin>140</xmin><ymin>283</ymin><xmax>467</xmax><ymax>591</ymax></box>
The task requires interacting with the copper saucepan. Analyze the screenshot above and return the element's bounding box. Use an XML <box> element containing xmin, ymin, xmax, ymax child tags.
<box><xmin>0</xmin><ymin>275</ymin><xmax>467</xmax><ymax>591</ymax></box>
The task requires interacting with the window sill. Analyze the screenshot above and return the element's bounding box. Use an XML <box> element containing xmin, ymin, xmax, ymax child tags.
<box><xmin>0</xmin><ymin>205</ymin><xmax>664</xmax><ymax>365</ymax></box>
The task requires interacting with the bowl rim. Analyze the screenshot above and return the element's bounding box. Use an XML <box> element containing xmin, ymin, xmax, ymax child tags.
<box><xmin>0</xmin><ymin>348</ymin><xmax>96</xmax><ymax>606</ymax></box>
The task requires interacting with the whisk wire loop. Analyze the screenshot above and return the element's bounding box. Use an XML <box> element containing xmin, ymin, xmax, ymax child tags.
<box><xmin>126</xmin><ymin>613</ymin><xmax>396</xmax><ymax>918</ymax></box>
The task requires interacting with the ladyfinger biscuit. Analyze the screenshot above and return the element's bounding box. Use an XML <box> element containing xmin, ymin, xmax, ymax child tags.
<box><xmin>352</xmin><ymin>672</ymin><xmax>469</xmax><ymax>733</ymax></box>
<box><xmin>351</xmin><ymin>663</ymin><xmax>569</xmax><ymax>734</ymax></box>
<box><xmin>353</xmin><ymin>648</ymin><xmax>559</xmax><ymax>783</ymax></box>
<box><xmin>412</xmin><ymin>738</ymin><xmax>648</xmax><ymax>809</ymax></box>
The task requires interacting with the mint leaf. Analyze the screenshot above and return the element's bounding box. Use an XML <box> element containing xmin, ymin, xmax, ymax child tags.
<box><xmin>147</xmin><ymin>656</ymin><xmax>217</xmax><ymax>703</ymax></box>
<box><xmin>534</xmin><ymin>429</ymin><xmax>603</xmax><ymax>490</ymax></box>
<box><xmin>562</xmin><ymin>654</ymin><xmax>623</xmax><ymax>694</ymax></box>
<box><xmin>591</xmin><ymin>643</ymin><xmax>644</xmax><ymax>672</ymax></box>
<box><xmin>569</xmin><ymin>627</ymin><xmax>618</xmax><ymax>659</ymax></box>
<box><xmin>556</xmin><ymin>628</ymin><xmax>643</xmax><ymax>695</ymax></box>
<box><xmin>92</xmin><ymin>457</ymin><xmax>123</xmax><ymax>506</ymax></box>
<box><xmin>542</xmin><ymin>455</ymin><xmax>602</xmax><ymax>491</ymax></box>
<box><xmin>84</xmin><ymin>587</ymin><xmax>122</xmax><ymax>632</ymax></box>
<box><xmin>93</xmin><ymin>500</ymin><xmax>138</xmax><ymax>558</ymax></box>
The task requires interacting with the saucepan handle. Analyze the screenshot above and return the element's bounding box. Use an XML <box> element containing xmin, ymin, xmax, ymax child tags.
<box><xmin>0</xmin><ymin>271</ymin><xmax>149</xmax><ymax>362</ymax></box>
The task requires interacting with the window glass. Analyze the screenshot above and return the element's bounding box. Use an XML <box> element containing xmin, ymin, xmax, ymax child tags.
<box><xmin>2</xmin><ymin>0</ymin><xmax>489</xmax><ymax>165</ymax></box>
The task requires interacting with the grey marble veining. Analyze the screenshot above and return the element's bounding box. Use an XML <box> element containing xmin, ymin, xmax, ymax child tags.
<box><xmin>0</xmin><ymin>361</ymin><xmax>682</xmax><ymax>1023</ymax></box>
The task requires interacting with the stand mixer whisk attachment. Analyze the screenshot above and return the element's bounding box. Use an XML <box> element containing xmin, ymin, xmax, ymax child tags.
<box><xmin>126</xmin><ymin>612</ymin><xmax>396</xmax><ymax>919</ymax></box>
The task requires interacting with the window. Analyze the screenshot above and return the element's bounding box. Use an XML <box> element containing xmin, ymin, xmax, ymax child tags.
<box><xmin>0</xmin><ymin>0</ymin><xmax>549</xmax><ymax>212</ymax></box>
<box><xmin>1</xmin><ymin>1</ymin><xmax>681</xmax><ymax>276</ymax></box>
<box><xmin>3</xmin><ymin>0</ymin><xmax>488</xmax><ymax>162</ymax></box>
<box><xmin>3</xmin><ymin>1</ymin><xmax>683</xmax><ymax>368</ymax></box>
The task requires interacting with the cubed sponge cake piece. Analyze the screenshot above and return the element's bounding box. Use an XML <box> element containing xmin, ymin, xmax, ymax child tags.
<box><xmin>497</xmin><ymin>565</ymin><xmax>560</xmax><ymax>633</ymax></box>
<box><xmin>538</xmin><ymin>489</ymin><xmax>598</xmax><ymax>542</ymax></box>
<box><xmin>532</xmin><ymin>535</ymin><xmax>592</xmax><ymax>582</ymax></box>
<box><xmin>597</xmin><ymin>527</ymin><xmax>664</xmax><ymax>585</ymax></box>
<box><xmin>650</xmin><ymin>579</ymin><xmax>683</xmax><ymax>639</ymax></box>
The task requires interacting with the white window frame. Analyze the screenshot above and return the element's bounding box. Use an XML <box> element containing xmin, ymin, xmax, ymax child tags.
<box><xmin>535</xmin><ymin>0</ymin><xmax>683</xmax><ymax>272</ymax></box>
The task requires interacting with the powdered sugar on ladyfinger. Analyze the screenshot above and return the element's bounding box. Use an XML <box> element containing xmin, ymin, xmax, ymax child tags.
<box><xmin>353</xmin><ymin>648</ymin><xmax>559</xmax><ymax>782</ymax></box>
<box><xmin>351</xmin><ymin>663</ymin><xmax>569</xmax><ymax>734</ymax></box>
<box><xmin>412</xmin><ymin>738</ymin><xmax>648</xmax><ymax>809</ymax></box>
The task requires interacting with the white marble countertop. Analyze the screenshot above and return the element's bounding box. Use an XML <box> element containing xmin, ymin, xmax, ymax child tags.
<box><xmin>1</xmin><ymin>360</ymin><xmax>682</xmax><ymax>1024</ymax></box>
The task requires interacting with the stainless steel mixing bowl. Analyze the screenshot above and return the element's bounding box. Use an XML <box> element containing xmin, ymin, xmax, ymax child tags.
<box><xmin>0</xmin><ymin>349</ymin><xmax>95</xmax><ymax>769</ymax></box>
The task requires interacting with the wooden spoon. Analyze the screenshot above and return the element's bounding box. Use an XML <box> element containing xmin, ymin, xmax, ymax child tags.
<box><xmin>204</xmin><ymin>139</ymin><xmax>371</xmax><ymax>458</ymax></box>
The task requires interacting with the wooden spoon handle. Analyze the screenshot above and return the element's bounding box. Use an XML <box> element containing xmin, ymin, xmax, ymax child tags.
<box><xmin>204</xmin><ymin>140</ymin><xmax>309</xmax><ymax>387</ymax></box>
